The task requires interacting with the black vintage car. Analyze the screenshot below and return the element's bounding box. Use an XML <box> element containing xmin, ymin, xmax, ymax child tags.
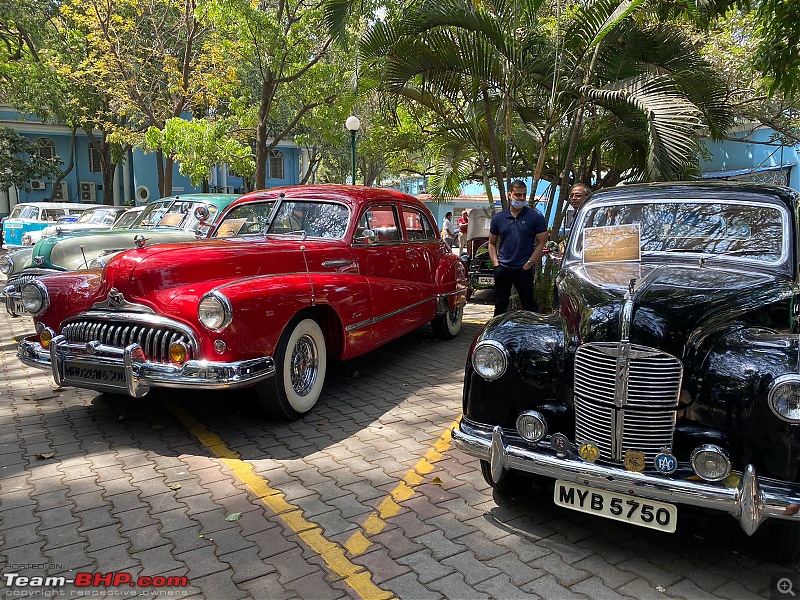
<box><xmin>452</xmin><ymin>181</ymin><xmax>800</xmax><ymax>559</ymax></box>
<box><xmin>461</xmin><ymin>206</ymin><xmax>495</xmax><ymax>298</ymax></box>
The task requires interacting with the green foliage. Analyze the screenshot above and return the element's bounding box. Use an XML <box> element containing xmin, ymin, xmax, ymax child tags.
<box><xmin>144</xmin><ymin>118</ymin><xmax>255</xmax><ymax>186</ymax></box>
<box><xmin>0</xmin><ymin>127</ymin><xmax>62</xmax><ymax>190</ymax></box>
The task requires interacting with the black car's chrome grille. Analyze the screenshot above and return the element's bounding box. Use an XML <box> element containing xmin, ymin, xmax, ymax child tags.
<box><xmin>573</xmin><ymin>342</ymin><xmax>682</xmax><ymax>465</ymax></box>
<box><xmin>7</xmin><ymin>269</ymin><xmax>59</xmax><ymax>292</ymax></box>
<box><xmin>61</xmin><ymin>319</ymin><xmax>193</xmax><ymax>364</ymax></box>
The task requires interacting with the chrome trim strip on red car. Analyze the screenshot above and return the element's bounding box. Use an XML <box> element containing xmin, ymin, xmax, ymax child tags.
<box><xmin>18</xmin><ymin>334</ymin><xmax>275</xmax><ymax>398</ymax></box>
<box><xmin>451</xmin><ymin>419</ymin><xmax>798</xmax><ymax>536</ymax></box>
<box><xmin>344</xmin><ymin>297</ymin><xmax>435</xmax><ymax>332</ymax></box>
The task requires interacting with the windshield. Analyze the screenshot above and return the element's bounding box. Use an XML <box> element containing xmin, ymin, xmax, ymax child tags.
<box><xmin>112</xmin><ymin>209</ymin><xmax>142</xmax><ymax>229</ymax></box>
<box><xmin>132</xmin><ymin>200</ymin><xmax>219</xmax><ymax>230</ymax></box>
<box><xmin>214</xmin><ymin>199</ymin><xmax>349</xmax><ymax>239</ymax></box>
<box><xmin>568</xmin><ymin>199</ymin><xmax>789</xmax><ymax>266</ymax></box>
<box><xmin>78</xmin><ymin>208</ymin><xmax>118</xmax><ymax>225</ymax></box>
<box><xmin>10</xmin><ymin>205</ymin><xmax>39</xmax><ymax>220</ymax></box>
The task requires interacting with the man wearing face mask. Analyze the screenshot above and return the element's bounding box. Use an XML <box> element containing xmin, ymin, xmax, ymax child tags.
<box><xmin>488</xmin><ymin>179</ymin><xmax>549</xmax><ymax>316</ymax></box>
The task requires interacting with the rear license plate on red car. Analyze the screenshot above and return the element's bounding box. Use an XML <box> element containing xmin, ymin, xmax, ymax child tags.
<box><xmin>554</xmin><ymin>480</ymin><xmax>677</xmax><ymax>533</ymax></box>
<box><xmin>63</xmin><ymin>362</ymin><xmax>126</xmax><ymax>386</ymax></box>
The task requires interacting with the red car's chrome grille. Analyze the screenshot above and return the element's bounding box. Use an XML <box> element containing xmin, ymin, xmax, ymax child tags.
<box><xmin>573</xmin><ymin>342</ymin><xmax>682</xmax><ymax>465</ymax></box>
<box><xmin>61</xmin><ymin>320</ymin><xmax>192</xmax><ymax>364</ymax></box>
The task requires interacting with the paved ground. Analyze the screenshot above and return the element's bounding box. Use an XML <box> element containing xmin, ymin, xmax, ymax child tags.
<box><xmin>0</xmin><ymin>286</ymin><xmax>792</xmax><ymax>599</ymax></box>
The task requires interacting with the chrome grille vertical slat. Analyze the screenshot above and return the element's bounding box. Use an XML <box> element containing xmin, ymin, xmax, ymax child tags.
<box><xmin>160</xmin><ymin>330</ymin><xmax>170</xmax><ymax>360</ymax></box>
<box><xmin>573</xmin><ymin>342</ymin><xmax>682</xmax><ymax>466</ymax></box>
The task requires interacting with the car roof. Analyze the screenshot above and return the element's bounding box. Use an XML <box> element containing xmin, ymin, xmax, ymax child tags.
<box><xmin>11</xmin><ymin>202</ymin><xmax>98</xmax><ymax>210</ymax></box>
<box><xmin>149</xmin><ymin>194</ymin><xmax>240</xmax><ymax>209</ymax></box>
<box><xmin>225</xmin><ymin>185</ymin><xmax>425</xmax><ymax>213</ymax></box>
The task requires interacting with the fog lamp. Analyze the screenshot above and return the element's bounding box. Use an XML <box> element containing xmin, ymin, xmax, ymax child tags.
<box><xmin>690</xmin><ymin>444</ymin><xmax>731</xmax><ymax>482</ymax></box>
<box><xmin>39</xmin><ymin>328</ymin><xmax>53</xmax><ymax>348</ymax></box>
<box><xmin>516</xmin><ymin>411</ymin><xmax>547</xmax><ymax>443</ymax></box>
<box><xmin>169</xmin><ymin>342</ymin><xmax>189</xmax><ymax>364</ymax></box>
<box><xmin>471</xmin><ymin>340</ymin><xmax>508</xmax><ymax>380</ymax></box>
<box><xmin>768</xmin><ymin>375</ymin><xmax>800</xmax><ymax>423</ymax></box>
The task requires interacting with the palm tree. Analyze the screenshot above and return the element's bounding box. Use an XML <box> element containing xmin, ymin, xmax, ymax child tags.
<box><xmin>359</xmin><ymin>0</ymin><xmax>732</xmax><ymax>217</ymax></box>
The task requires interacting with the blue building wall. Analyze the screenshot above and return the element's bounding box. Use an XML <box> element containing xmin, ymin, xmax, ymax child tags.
<box><xmin>0</xmin><ymin>106</ymin><xmax>301</xmax><ymax>214</ymax></box>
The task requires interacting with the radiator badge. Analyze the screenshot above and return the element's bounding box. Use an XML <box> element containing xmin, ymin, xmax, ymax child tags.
<box><xmin>579</xmin><ymin>442</ymin><xmax>599</xmax><ymax>463</ymax></box>
<box><xmin>654</xmin><ymin>448</ymin><xmax>678</xmax><ymax>475</ymax></box>
<box><xmin>551</xmin><ymin>433</ymin><xmax>570</xmax><ymax>459</ymax></box>
<box><xmin>623</xmin><ymin>450</ymin><xmax>645</xmax><ymax>472</ymax></box>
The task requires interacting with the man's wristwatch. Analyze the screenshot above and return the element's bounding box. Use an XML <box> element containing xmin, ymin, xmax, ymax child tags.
<box><xmin>525</xmin><ymin>260</ymin><xmax>533</xmax><ymax>267</ymax></box>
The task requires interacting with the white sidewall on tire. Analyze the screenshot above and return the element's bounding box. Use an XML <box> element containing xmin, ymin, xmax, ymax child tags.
<box><xmin>445</xmin><ymin>305</ymin><xmax>463</xmax><ymax>336</ymax></box>
<box><xmin>281</xmin><ymin>318</ymin><xmax>327</xmax><ymax>414</ymax></box>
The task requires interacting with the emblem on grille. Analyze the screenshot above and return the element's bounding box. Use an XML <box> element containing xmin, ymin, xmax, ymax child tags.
<box><xmin>654</xmin><ymin>449</ymin><xmax>678</xmax><ymax>475</ymax></box>
<box><xmin>107</xmin><ymin>289</ymin><xmax>124</xmax><ymax>308</ymax></box>
<box><xmin>623</xmin><ymin>450</ymin><xmax>645</xmax><ymax>472</ymax></box>
<box><xmin>579</xmin><ymin>443</ymin><xmax>599</xmax><ymax>463</ymax></box>
<box><xmin>90</xmin><ymin>288</ymin><xmax>155</xmax><ymax>314</ymax></box>
<box><xmin>551</xmin><ymin>433</ymin><xmax>570</xmax><ymax>458</ymax></box>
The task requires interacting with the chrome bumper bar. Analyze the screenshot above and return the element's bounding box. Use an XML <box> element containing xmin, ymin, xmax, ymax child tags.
<box><xmin>451</xmin><ymin>420</ymin><xmax>800</xmax><ymax>536</ymax></box>
<box><xmin>2</xmin><ymin>286</ymin><xmax>23</xmax><ymax>317</ymax></box>
<box><xmin>18</xmin><ymin>334</ymin><xmax>275</xmax><ymax>398</ymax></box>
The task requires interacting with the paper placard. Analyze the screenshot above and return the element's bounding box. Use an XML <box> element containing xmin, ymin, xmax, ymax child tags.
<box><xmin>583</xmin><ymin>224</ymin><xmax>641</xmax><ymax>263</ymax></box>
<box><xmin>216</xmin><ymin>218</ymin><xmax>246</xmax><ymax>237</ymax></box>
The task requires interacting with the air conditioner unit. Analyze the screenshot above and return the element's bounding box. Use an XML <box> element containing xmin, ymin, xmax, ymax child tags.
<box><xmin>79</xmin><ymin>181</ymin><xmax>96</xmax><ymax>203</ymax></box>
<box><xmin>30</xmin><ymin>179</ymin><xmax>46</xmax><ymax>190</ymax></box>
<box><xmin>53</xmin><ymin>181</ymin><xmax>69</xmax><ymax>200</ymax></box>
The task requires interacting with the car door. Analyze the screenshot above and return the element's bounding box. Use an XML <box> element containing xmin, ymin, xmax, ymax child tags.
<box><xmin>351</xmin><ymin>202</ymin><xmax>432</xmax><ymax>343</ymax></box>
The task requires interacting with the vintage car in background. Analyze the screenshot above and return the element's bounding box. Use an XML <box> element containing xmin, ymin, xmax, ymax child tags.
<box><xmin>461</xmin><ymin>207</ymin><xmax>495</xmax><ymax>299</ymax></box>
<box><xmin>2</xmin><ymin>202</ymin><xmax>97</xmax><ymax>248</ymax></box>
<box><xmin>20</xmin><ymin>205</ymin><xmax>130</xmax><ymax>246</ymax></box>
<box><xmin>1</xmin><ymin>195</ymin><xmax>236</xmax><ymax>317</ymax></box>
<box><xmin>452</xmin><ymin>182</ymin><xmax>800</xmax><ymax>559</ymax></box>
<box><xmin>18</xmin><ymin>185</ymin><xmax>468</xmax><ymax>420</ymax></box>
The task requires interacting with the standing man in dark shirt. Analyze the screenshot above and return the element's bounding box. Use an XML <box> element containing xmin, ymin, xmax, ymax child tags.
<box><xmin>488</xmin><ymin>180</ymin><xmax>549</xmax><ymax>316</ymax></box>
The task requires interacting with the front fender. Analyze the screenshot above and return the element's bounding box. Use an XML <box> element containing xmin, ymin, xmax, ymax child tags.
<box><xmin>464</xmin><ymin>311</ymin><xmax>567</xmax><ymax>429</ymax></box>
<box><xmin>693</xmin><ymin>327</ymin><xmax>800</xmax><ymax>480</ymax></box>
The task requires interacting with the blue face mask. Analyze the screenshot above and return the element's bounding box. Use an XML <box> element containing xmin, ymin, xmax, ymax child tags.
<box><xmin>510</xmin><ymin>200</ymin><xmax>526</xmax><ymax>210</ymax></box>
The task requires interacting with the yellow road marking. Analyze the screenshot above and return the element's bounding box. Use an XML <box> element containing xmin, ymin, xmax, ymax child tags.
<box><xmin>342</xmin><ymin>419</ymin><xmax>460</xmax><ymax>556</ymax></box>
<box><xmin>162</xmin><ymin>399</ymin><xmax>394</xmax><ymax>600</ymax></box>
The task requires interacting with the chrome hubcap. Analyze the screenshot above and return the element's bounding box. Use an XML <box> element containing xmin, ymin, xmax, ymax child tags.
<box><xmin>290</xmin><ymin>334</ymin><xmax>318</xmax><ymax>396</ymax></box>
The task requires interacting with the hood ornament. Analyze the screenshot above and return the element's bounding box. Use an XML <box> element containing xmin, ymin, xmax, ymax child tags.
<box><xmin>626</xmin><ymin>278</ymin><xmax>636</xmax><ymax>298</ymax></box>
<box><xmin>91</xmin><ymin>288</ymin><xmax>155</xmax><ymax>314</ymax></box>
<box><xmin>34</xmin><ymin>256</ymin><xmax>44</xmax><ymax>266</ymax></box>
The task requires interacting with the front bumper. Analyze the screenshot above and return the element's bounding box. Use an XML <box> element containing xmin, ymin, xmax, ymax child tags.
<box><xmin>19</xmin><ymin>334</ymin><xmax>275</xmax><ymax>398</ymax></box>
<box><xmin>2</xmin><ymin>286</ymin><xmax>23</xmax><ymax>317</ymax></box>
<box><xmin>452</xmin><ymin>419</ymin><xmax>800</xmax><ymax>536</ymax></box>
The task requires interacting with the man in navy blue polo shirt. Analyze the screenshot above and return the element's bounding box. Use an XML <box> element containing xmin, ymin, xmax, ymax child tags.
<box><xmin>488</xmin><ymin>180</ymin><xmax>549</xmax><ymax>316</ymax></box>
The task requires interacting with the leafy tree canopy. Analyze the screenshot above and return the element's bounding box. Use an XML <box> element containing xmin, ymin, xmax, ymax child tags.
<box><xmin>0</xmin><ymin>127</ymin><xmax>62</xmax><ymax>191</ymax></box>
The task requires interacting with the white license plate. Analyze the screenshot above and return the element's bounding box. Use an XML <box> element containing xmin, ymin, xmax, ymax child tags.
<box><xmin>554</xmin><ymin>480</ymin><xmax>677</xmax><ymax>533</ymax></box>
<box><xmin>63</xmin><ymin>362</ymin><xmax>127</xmax><ymax>386</ymax></box>
<box><xmin>477</xmin><ymin>276</ymin><xmax>494</xmax><ymax>285</ymax></box>
<box><xmin>13</xmin><ymin>299</ymin><xmax>25</xmax><ymax>316</ymax></box>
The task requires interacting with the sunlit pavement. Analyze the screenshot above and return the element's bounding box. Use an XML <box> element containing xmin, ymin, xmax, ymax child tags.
<box><xmin>0</xmin><ymin>278</ymin><xmax>785</xmax><ymax>599</ymax></box>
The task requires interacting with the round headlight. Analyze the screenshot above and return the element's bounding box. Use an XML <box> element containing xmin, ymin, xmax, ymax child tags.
<box><xmin>88</xmin><ymin>257</ymin><xmax>106</xmax><ymax>270</ymax></box>
<box><xmin>768</xmin><ymin>375</ymin><xmax>800</xmax><ymax>423</ymax></box>
<box><xmin>198</xmin><ymin>292</ymin><xmax>232</xmax><ymax>331</ymax></box>
<box><xmin>516</xmin><ymin>411</ymin><xmax>547</xmax><ymax>443</ymax></box>
<box><xmin>690</xmin><ymin>444</ymin><xmax>731</xmax><ymax>482</ymax></box>
<box><xmin>21</xmin><ymin>281</ymin><xmax>49</xmax><ymax>315</ymax></box>
<box><xmin>471</xmin><ymin>340</ymin><xmax>508</xmax><ymax>380</ymax></box>
<box><xmin>0</xmin><ymin>255</ymin><xmax>13</xmax><ymax>275</ymax></box>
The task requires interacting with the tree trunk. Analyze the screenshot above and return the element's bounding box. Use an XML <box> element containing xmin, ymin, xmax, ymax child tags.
<box><xmin>49</xmin><ymin>128</ymin><xmax>77</xmax><ymax>201</ymax></box>
<box><xmin>255</xmin><ymin>78</ymin><xmax>277</xmax><ymax>190</ymax></box>
<box><xmin>482</xmin><ymin>87</ymin><xmax>506</xmax><ymax>209</ymax></box>
<box><xmin>156</xmin><ymin>149</ymin><xmax>165</xmax><ymax>198</ymax></box>
<box><xmin>164</xmin><ymin>155</ymin><xmax>174</xmax><ymax>197</ymax></box>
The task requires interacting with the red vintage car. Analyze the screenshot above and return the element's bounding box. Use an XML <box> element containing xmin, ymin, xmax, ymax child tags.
<box><xmin>18</xmin><ymin>185</ymin><xmax>469</xmax><ymax>419</ymax></box>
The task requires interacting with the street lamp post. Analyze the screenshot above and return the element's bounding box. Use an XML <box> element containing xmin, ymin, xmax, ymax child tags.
<box><xmin>345</xmin><ymin>115</ymin><xmax>361</xmax><ymax>185</ymax></box>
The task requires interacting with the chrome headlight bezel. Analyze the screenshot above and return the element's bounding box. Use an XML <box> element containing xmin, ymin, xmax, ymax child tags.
<box><xmin>690</xmin><ymin>444</ymin><xmax>731</xmax><ymax>482</ymax></box>
<box><xmin>767</xmin><ymin>374</ymin><xmax>800</xmax><ymax>423</ymax></box>
<box><xmin>0</xmin><ymin>255</ymin><xmax>13</xmax><ymax>275</ymax></box>
<box><xmin>198</xmin><ymin>291</ymin><xmax>233</xmax><ymax>332</ymax></box>
<box><xmin>471</xmin><ymin>339</ymin><xmax>509</xmax><ymax>381</ymax></box>
<box><xmin>20</xmin><ymin>280</ymin><xmax>49</xmax><ymax>315</ymax></box>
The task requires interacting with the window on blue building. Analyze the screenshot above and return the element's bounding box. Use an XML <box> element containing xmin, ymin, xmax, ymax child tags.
<box><xmin>269</xmin><ymin>150</ymin><xmax>284</xmax><ymax>179</ymax></box>
<box><xmin>37</xmin><ymin>138</ymin><xmax>56</xmax><ymax>161</ymax></box>
<box><xmin>89</xmin><ymin>145</ymin><xmax>102</xmax><ymax>172</ymax></box>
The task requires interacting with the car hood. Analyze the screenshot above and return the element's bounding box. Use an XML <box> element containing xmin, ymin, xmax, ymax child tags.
<box><xmin>99</xmin><ymin>237</ymin><xmax>343</xmax><ymax>310</ymax></box>
<box><xmin>559</xmin><ymin>261</ymin><xmax>794</xmax><ymax>358</ymax></box>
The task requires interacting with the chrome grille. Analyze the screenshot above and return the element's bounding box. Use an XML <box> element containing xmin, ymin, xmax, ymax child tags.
<box><xmin>7</xmin><ymin>269</ymin><xmax>59</xmax><ymax>292</ymax></box>
<box><xmin>61</xmin><ymin>319</ymin><xmax>192</xmax><ymax>364</ymax></box>
<box><xmin>574</xmin><ymin>342</ymin><xmax>682</xmax><ymax>465</ymax></box>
